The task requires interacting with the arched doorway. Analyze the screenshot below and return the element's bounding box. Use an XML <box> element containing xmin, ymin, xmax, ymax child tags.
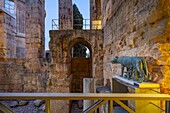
<box><xmin>70</xmin><ymin>41</ymin><xmax>92</xmax><ymax>93</ymax></box>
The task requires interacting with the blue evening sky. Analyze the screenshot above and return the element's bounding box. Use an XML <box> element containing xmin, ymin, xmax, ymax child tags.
<box><xmin>45</xmin><ymin>0</ymin><xmax>90</xmax><ymax>50</ymax></box>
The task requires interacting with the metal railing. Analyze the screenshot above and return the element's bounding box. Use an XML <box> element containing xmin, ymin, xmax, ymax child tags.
<box><xmin>0</xmin><ymin>93</ymin><xmax>170</xmax><ymax>113</ymax></box>
<box><xmin>52</xmin><ymin>19</ymin><xmax>102</xmax><ymax>30</ymax></box>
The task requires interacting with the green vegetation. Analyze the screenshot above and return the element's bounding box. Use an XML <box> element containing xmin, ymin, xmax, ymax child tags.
<box><xmin>73</xmin><ymin>4</ymin><xmax>83</xmax><ymax>29</ymax></box>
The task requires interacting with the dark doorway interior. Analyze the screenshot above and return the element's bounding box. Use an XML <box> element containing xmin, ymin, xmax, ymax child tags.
<box><xmin>70</xmin><ymin>43</ymin><xmax>92</xmax><ymax>113</ymax></box>
<box><xmin>70</xmin><ymin>43</ymin><xmax>92</xmax><ymax>93</ymax></box>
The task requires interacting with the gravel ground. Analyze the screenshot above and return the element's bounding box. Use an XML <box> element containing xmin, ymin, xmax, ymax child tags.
<box><xmin>0</xmin><ymin>101</ymin><xmax>128</xmax><ymax>113</ymax></box>
<box><xmin>0</xmin><ymin>101</ymin><xmax>44</xmax><ymax>113</ymax></box>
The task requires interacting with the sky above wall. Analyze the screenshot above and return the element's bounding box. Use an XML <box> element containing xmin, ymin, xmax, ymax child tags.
<box><xmin>45</xmin><ymin>0</ymin><xmax>90</xmax><ymax>50</ymax></box>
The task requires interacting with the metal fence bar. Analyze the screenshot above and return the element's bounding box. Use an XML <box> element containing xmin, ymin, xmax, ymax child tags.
<box><xmin>114</xmin><ymin>100</ymin><xmax>135</xmax><ymax>113</ymax></box>
<box><xmin>83</xmin><ymin>100</ymin><xmax>107</xmax><ymax>113</ymax></box>
<box><xmin>45</xmin><ymin>100</ymin><xmax>50</xmax><ymax>113</ymax></box>
<box><xmin>0</xmin><ymin>93</ymin><xmax>170</xmax><ymax>113</ymax></box>
<box><xmin>109</xmin><ymin>100</ymin><xmax>113</xmax><ymax>113</ymax></box>
<box><xmin>166</xmin><ymin>101</ymin><xmax>170</xmax><ymax>113</ymax></box>
<box><xmin>52</xmin><ymin>19</ymin><xmax>100</xmax><ymax>30</ymax></box>
<box><xmin>52</xmin><ymin>19</ymin><xmax>59</xmax><ymax>30</ymax></box>
<box><xmin>0</xmin><ymin>103</ymin><xmax>14</xmax><ymax>113</ymax></box>
<box><xmin>150</xmin><ymin>102</ymin><xmax>165</xmax><ymax>111</ymax></box>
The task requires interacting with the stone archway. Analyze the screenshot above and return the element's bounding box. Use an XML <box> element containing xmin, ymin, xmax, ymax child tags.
<box><xmin>49</xmin><ymin>30</ymin><xmax>103</xmax><ymax>113</ymax></box>
<box><xmin>68</xmin><ymin>38</ymin><xmax>92</xmax><ymax>93</ymax></box>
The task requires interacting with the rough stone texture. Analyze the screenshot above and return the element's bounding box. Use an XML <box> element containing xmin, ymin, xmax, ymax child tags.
<box><xmin>90</xmin><ymin>0</ymin><xmax>102</xmax><ymax>29</ymax></box>
<box><xmin>16</xmin><ymin>0</ymin><xmax>26</xmax><ymax>34</ymax></box>
<box><xmin>16</xmin><ymin>0</ymin><xmax>26</xmax><ymax>58</ymax></box>
<box><xmin>19</xmin><ymin>100</ymin><xmax>29</xmax><ymax>106</ymax></box>
<box><xmin>39</xmin><ymin>104</ymin><xmax>45</xmax><ymax>111</ymax></box>
<box><xmin>0</xmin><ymin>13</ymin><xmax>7</xmax><ymax>59</ymax></box>
<box><xmin>34</xmin><ymin>100</ymin><xmax>45</xmax><ymax>107</ymax></box>
<box><xmin>10</xmin><ymin>101</ymin><xmax>18</xmax><ymax>108</ymax></box>
<box><xmin>0</xmin><ymin>0</ymin><xmax>45</xmax><ymax>61</ymax></box>
<box><xmin>1</xmin><ymin>0</ymin><xmax>170</xmax><ymax>113</ymax></box>
<box><xmin>25</xmin><ymin>0</ymin><xmax>45</xmax><ymax>72</ymax></box>
<box><xmin>0</xmin><ymin>60</ymin><xmax>49</xmax><ymax>93</ymax></box>
<box><xmin>0</xmin><ymin>13</ymin><xmax>16</xmax><ymax>59</ymax></box>
<box><xmin>0</xmin><ymin>0</ymin><xmax>48</xmax><ymax>111</ymax></box>
<box><xmin>1</xmin><ymin>100</ymin><xmax>45</xmax><ymax>113</ymax></box>
<box><xmin>101</xmin><ymin>0</ymin><xmax>170</xmax><ymax>95</ymax></box>
<box><xmin>0</xmin><ymin>0</ymin><xmax>26</xmax><ymax>59</ymax></box>
<box><xmin>50</xmin><ymin>30</ymin><xmax>103</xmax><ymax>79</ymax></box>
<box><xmin>0</xmin><ymin>61</ymin><xmax>24</xmax><ymax>92</ymax></box>
<box><xmin>47</xmin><ymin>79</ymin><xmax>70</xmax><ymax>113</ymax></box>
<box><xmin>90</xmin><ymin>0</ymin><xmax>101</xmax><ymax>20</ymax></box>
<box><xmin>49</xmin><ymin>30</ymin><xmax>103</xmax><ymax>112</ymax></box>
<box><xmin>59</xmin><ymin>0</ymin><xmax>73</xmax><ymax>29</ymax></box>
<box><xmin>16</xmin><ymin>38</ymin><xmax>26</xmax><ymax>58</ymax></box>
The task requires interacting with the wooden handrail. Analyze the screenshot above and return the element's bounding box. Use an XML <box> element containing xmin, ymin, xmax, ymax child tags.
<box><xmin>0</xmin><ymin>93</ymin><xmax>170</xmax><ymax>113</ymax></box>
<box><xmin>0</xmin><ymin>93</ymin><xmax>170</xmax><ymax>100</ymax></box>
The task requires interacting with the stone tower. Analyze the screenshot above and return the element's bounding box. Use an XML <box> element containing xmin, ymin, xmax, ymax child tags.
<box><xmin>25</xmin><ymin>0</ymin><xmax>45</xmax><ymax>71</ymax></box>
<box><xmin>0</xmin><ymin>0</ymin><xmax>17</xmax><ymax>59</ymax></box>
<box><xmin>58</xmin><ymin>0</ymin><xmax>73</xmax><ymax>29</ymax></box>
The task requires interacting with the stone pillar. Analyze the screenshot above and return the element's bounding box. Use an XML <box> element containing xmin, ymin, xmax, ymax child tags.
<box><xmin>25</xmin><ymin>0</ymin><xmax>45</xmax><ymax>71</ymax></box>
<box><xmin>58</xmin><ymin>0</ymin><xmax>73</xmax><ymax>30</ymax></box>
<box><xmin>16</xmin><ymin>0</ymin><xmax>26</xmax><ymax>58</ymax></box>
<box><xmin>0</xmin><ymin>1</ymin><xmax>16</xmax><ymax>59</ymax></box>
<box><xmin>0</xmin><ymin>14</ymin><xmax>7</xmax><ymax>59</ymax></box>
<box><xmin>90</xmin><ymin>0</ymin><xmax>102</xmax><ymax>29</ymax></box>
<box><xmin>83</xmin><ymin>78</ymin><xmax>94</xmax><ymax>110</ymax></box>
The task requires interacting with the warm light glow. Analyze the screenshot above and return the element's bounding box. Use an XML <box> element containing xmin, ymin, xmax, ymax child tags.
<box><xmin>92</xmin><ymin>20</ymin><xmax>102</xmax><ymax>29</ymax></box>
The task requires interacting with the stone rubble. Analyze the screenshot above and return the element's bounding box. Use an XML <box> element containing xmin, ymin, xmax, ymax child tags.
<box><xmin>1</xmin><ymin>100</ymin><xmax>45</xmax><ymax>113</ymax></box>
<box><xmin>18</xmin><ymin>100</ymin><xmax>29</xmax><ymax>106</ymax></box>
<box><xmin>33</xmin><ymin>100</ymin><xmax>45</xmax><ymax>107</ymax></box>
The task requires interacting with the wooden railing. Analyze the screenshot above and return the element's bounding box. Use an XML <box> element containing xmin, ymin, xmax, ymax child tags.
<box><xmin>0</xmin><ymin>93</ymin><xmax>170</xmax><ymax>113</ymax></box>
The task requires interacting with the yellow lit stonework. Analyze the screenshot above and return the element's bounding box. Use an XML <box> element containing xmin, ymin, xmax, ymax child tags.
<box><xmin>92</xmin><ymin>20</ymin><xmax>102</xmax><ymax>29</ymax></box>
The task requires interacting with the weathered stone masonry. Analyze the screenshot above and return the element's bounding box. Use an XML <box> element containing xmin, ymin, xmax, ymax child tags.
<box><xmin>102</xmin><ymin>0</ymin><xmax>170</xmax><ymax>94</ymax></box>
<box><xmin>0</xmin><ymin>0</ymin><xmax>47</xmax><ymax>93</ymax></box>
<box><xmin>1</xmin><ymin>0</ymin><xmax>170</xmax><ymax>112</ymax></box>
<box><xmin>49</xmin><ymin>30</ymin><xmax>103</xmax><ymax>86</ymax></box>
<box><xmin>25</xmin><ymin>0</ymin><xmax>45</xmax><ymax>72</ymax></box>
<box><xmin>49</xmin><ymin>30</ymin><xmax>103</xmax><ymax>112</ymax></box>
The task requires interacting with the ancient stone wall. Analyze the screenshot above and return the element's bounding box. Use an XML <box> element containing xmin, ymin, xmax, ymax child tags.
<box><xmin>0</xmin><ymin>13</ymin><xmax>16</xmax><ymax>59</ymax></box>
<box><xmin>49</xmin><ymin>30</ymin><xmax>103</xmax><ymax>112</ymax></box>
<box><xmin>90</xmin><ymin>0</ymin><xmax>101</xmax><ymax>21</ymax></box>
<box><xmin>0</xmin><ymin>0</ymin><xmax>26</xmax><ymax>59</ymax></box>
<box><xmin>0</xmin><ymin>13</ymin><xmax>7</xmax><ymax>59</ymax></box>
<box><xmin>16</xmin><ymin>0</ymin><xmax>26</xmax><ymax>58</ymax></box>
<box><xmin>25</xmin><ymin>0</ymin><xmax>45</xmax><ymax>72</ymax></box>
<box><xmin>102</xmin><ymin>0</ymin><xmax>170</xmax><ymax>94</ymax></box>
<box><xmin>90</xmin><ymin>0</ymin><xmax>102</xmax><ymax>29</ymax></box>
<box><xmin>0</xmin><ymin>0</ymin><xmax>47</xmax><ymax>92</ymax></box>
<box><xmin>0</xmin><ymin>60</ymin><xmax>49</xmax><ymax>93</ymax></box>
<box><xmin>50</xmin><ymin>30</ymin><xmax>103</xmax><ymax>80</ymax></box>
<box><xmin>59</xmin><ymin>0</ymin><xmax>73</xmax><ymax>29</ymax></box>
<box><xmin>6</xmin><ymin>14</ymin><xmax>16</xmax><ymax>58</ymax></box>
